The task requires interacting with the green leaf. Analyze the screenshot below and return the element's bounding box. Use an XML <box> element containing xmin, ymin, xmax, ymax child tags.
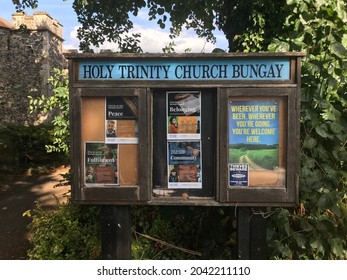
<box><xmin>331</xmin><ymin>204</ymin><xmax>341</xmax><ymax>217</ymax></box>
<box><xmin>329</xmin><ymin>238</ymin><xmax>345</xmax><ymax>257</ymax></box>
<box><xmin>278</xmin><ymin>242</ymin><xmax>292</xmax><ymax>258</ymax></box>
<box><xmin>300</xmin><ymin>219</ymin><xmax>314</xmax><ymax>232</ymax></box>
<box><xmin>157</xmin><ymin>7</ymin><xmax>165</xmax><ymax>15</ymax></box>
<box><xmin>315</xmin><ymin>124</ymin><xmax>330</xmax><ymax>138</ymax></box>
<box><xmin>303</xmin><ymin>156</ymin><xmax>315</xmax><ymax>169</ymax></box>
<box><xmin>337</xmin><ymin>151</ymin><xmax>347</xmax><ymax>161</ymax></box>
<box><xmin>293</xmin><ymin>232</ymin><xmax>307</xmax><ymax>249</ymax></box>
<box><xmin>303</xmin><ymin>136</ymin><xmax>317</xmax><ymax>149</ymax></box>
<box><xmin>318</xmin><ymin>194</ymin><xmax>331</xmax><ymax>209</ymax></box>
<box><xmin>321</xmin><ymin>108</ymin><xmax>338</xmax><ymax>121</ymax></box>
<box><xmin>330</xmin><ymin>121</ymin><xmax>343</xmax><ymax>134</ymax></box>
<box><xmin>275</xmin><ymin>209</ymin><xmax>291</xmax><ymax>236</ymax></box>
<box><xmin>268</xmin><ymin>39</ymin><xmax>290</xmax><ymax>52</ymax></box>
<box><xmin>331</xmin><ymin>42</ymin><xmax>347</xmax><ymax>58</ymax></box>
<box><xmin>310</xmin><ymin>238</ymin><xmax>324</xmax><ymax>253</ymax></box>
<box><xmin>316</xmin><ymin>145</ymin><xmax>330</xmax><ymax>161</ymax></box>
<box><xmin>323</xmin><ymin>165</ymin><xmax>337</xmax><ymax>179</ymax></box>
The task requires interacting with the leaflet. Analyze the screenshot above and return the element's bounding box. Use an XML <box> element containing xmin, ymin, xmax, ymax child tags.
<box><xmin>105</xmin><ymin>96</ymin><xmax>138</xmax><ymax>144</ymax></box>
<box><xmin>85</xmin><ymin>142</ymin><xmax>119</xmax><ymax>185</ymax></box>
<box><xmin>167</xmin><ymin>141</ymin><xmax>202</xmax><ymax>189</ymax></box>
<box><xmin>167</xmin><ymin>91</ymin><xmax>201</xmax><ymax>140</ymax></box>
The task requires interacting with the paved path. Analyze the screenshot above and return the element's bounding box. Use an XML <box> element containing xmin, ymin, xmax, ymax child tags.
<box><xmin>0</xmin><ymin>166</ymin><xmax>70</xmax><ymax>259</ymax></box>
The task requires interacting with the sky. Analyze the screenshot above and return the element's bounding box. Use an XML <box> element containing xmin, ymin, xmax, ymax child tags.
<box><xmin>0</xmin><ymin>0</ymin><xmax>228</xmax><ymax>53</ymax></box>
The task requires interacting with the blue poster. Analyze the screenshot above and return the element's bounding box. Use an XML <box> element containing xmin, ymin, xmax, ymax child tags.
<box><xmin>228</xmin><ymin>99</ymin><xmax>279</xmax><ymax>170</ymax></box>
<box><xmin>229</xmin><ymin>163</ymin><xmax>249</xmax><ymax>187</ymax></box>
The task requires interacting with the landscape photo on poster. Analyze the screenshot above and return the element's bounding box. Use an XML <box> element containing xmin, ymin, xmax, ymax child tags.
<box><xmin>228</xmin><ymin>99</ymin><xmax>279</xmax><ymax>171</ymax></box>
<box><xmin>167</xmin><ymin>91</ymin><xmax>201</xmax><ymax>139</ymax></box>
<box><xmin>105</xmin><ymin>96</ymin><xmax>138</xmax><ymax>144</ymax></box>
<box><xmin>167</xmin><ymin>141</ymin><xmax>202</xmax><ymax>189</ymax></box>
<box><xmin>85</xmin><ymin>142</ymin><xmax>119</xmax><ymax>185</ymax></box>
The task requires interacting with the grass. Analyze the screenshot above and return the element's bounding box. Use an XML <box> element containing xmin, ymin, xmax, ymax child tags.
<box><xmin>229</xmin><ymin>148</ymin><xmax>279</xmax><ymax>170</ymax></box>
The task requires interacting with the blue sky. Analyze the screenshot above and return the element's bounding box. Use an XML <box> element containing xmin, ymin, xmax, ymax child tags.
<box><xmin>0</xmin><ymin>0</ymin><xmax>228</xmax><ymax>52</ymax></box>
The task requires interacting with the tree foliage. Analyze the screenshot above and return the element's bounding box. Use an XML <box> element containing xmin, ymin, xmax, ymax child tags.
<box><xmin>29</xmin><ymin>69</ymin><xmax>70</xmax><ymax>154</ymax></box>
<box><xmin>14</xmin><ymin>0</ymin><xmax>290</xmax><ymax>52</ymax></box>
<box><xmin>265</xmin><ymin>0</ymin><xmax>347</xmax><ymax>259</ymax></box>
<box><xmin>12</xmin><ymin>0</ymin><xmax>38</xmax><ymax>10</ymax></box>
<box><xmin>24</xmin><ymin>203</ymin><xmax>101</xmax><ymax>260</ymax></box>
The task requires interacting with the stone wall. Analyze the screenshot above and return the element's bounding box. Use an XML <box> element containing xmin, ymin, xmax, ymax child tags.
<box><xmin>0</xmin><ymin>12</ymin><xmax>65</xmax><ymax>127</ymax></box>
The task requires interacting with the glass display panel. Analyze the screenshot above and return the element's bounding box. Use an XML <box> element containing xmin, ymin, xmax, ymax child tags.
<box><xmin>152</xmin><ymin>89</ymin><xmax>215</xmax><ymax>198</ymax></box>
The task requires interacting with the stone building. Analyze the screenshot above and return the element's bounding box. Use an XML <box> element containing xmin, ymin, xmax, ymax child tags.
<box><xmin>0</xmin><ymin>11</ymin><xmax>65</xmax><ymax>127</ymax></box>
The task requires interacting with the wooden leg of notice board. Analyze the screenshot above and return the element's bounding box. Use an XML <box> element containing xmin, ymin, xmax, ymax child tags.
<box><xmin>237</xmin><ymin>207</ymin><xmax>267</xmax><ymax>260</ymax></box>
<box><xmin>237</xmin><ymin>207</ymin><xmax>251</xmax><ymax>260</ymax></box>
<box><xmin>101</xmin><ymin>205</ymin><xmax>132</xmax><ymax>260</ymax></box>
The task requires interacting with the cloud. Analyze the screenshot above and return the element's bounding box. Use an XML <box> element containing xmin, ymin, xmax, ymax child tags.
<box><xmin>134</xmin><ymin>10</ymin><xmax>149</xmax><ymax>21</ymax></box>
<box><xmin>63</xmin><ymin>24</ymin><xmax>227</xmax><ymax>53</ymax></box>
<box><xmin>63</xmin><ymin>26</ymin><xmax>80</xmax><ymax>51</ymax></box>
<box><xmin>133</xmin><ymin>24</ymin><xmax>218</xmax><ymax>53</ymax></box>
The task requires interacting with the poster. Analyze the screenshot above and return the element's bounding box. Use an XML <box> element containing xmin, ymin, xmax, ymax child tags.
<box><xmin>228</xmin><ymin>99</ymin><xmax>284</xmax><ymax>187</ymax></box>
<box><xmin>167</xmin><ymin>91</ymin><xmax>201</xmax><ymax>140</ymax></box>
<box><xmin>85</xmin><ymin>142</ymin><xmax>119</xmax><ymax>185</ymax></box>
<box><xmin>167</xmin><ymin>141</ymin><xmax>202</xmax><ymax>189</ymax></box>
<box><xmin>105</xmin><ymin>96</ymin><xmax>138</xmax><ymax>144</ymax></box>
<box><xmin>229</xmin><ymin>163</ymin><xmax>249</xmax><ymax>187</ymax></box>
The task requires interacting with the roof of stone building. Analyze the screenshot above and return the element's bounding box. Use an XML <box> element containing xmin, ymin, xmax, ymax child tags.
<box><xmin>0</xmin><ymin>18</ymin><xmax>12</xmax><ymax>28</ymax></box>
<box><xmin>0</xmin><ymin>18</ymin><xmax>12</xmax><ymax>29</ymax></box>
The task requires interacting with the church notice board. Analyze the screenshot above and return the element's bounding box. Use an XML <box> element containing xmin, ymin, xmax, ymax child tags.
<box><xmin>66</xmin><ymin>52</ymin><xmax>304</xmax><ymax>206</ymax></box>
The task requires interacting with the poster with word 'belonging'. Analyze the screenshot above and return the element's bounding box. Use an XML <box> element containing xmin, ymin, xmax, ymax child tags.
<box><xmin>167</xmin><ymin>91</ymin><xmax>201</xmax><ymax>140</ymax></box>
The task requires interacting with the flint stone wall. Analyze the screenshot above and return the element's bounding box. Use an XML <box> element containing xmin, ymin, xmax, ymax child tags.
<box><xmin>0</xmin><ymin>12</ymin><xmax>65</xmax><ymax>128</ymax></box>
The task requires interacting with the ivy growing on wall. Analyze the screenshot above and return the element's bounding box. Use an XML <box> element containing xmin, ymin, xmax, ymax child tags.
<box><xmin>265</xmin><ymin>0</ymin><xmax>347</xmax><ymax>259</ymax></box>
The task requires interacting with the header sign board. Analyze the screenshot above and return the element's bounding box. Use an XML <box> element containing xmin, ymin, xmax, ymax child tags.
<box><xmin>79</xmin><ymin>58</ymin><xmax>290</xmax><ymax>81</ymax></box>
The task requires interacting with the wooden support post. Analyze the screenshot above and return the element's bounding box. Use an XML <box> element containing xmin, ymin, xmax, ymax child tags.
<box><xmin>237</xmin><ymin>207</ymin><xmax>267</xmax><ymax>260</ymax></box>
<box><xmin>250</xmin><ymin>208</ymin><xmax>267</xmax><ymax>260</ymax></box>
<box><xmin>101</xmin><ymin>205</ymin><xmax>132</xmax><ymax>260</ymax></box>
<box><xmin>237</xmin><ymin>207</ymin><xmax>251</xmax><ymax>260</ymax></box>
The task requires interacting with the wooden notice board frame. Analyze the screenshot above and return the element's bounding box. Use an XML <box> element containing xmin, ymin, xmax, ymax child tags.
<box><xmin>70</xmin><ymin>87</ymin><xmax>150</xmax><ymax>204</ymax></box>
<box><xmin>66</xmin><ymin>52</ymin><xmax>304</xmax><ymax>207</ymax></box>
<box><xmin>219</xmin><ymin>88</ymin><xmax>299</xmax><ymax>206</ymax></box>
